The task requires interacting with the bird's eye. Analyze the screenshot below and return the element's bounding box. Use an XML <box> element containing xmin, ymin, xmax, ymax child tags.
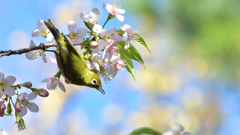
<box><xmin>91</xmin><ymin>79</ymin><xmax>97</xmax><ymax>85</ymax></box>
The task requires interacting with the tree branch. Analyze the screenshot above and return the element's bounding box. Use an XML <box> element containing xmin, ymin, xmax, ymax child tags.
<box><xmin>0</xmin><ymin>43</ymin><xmax>57</xmax><ymax>58</ymax></box>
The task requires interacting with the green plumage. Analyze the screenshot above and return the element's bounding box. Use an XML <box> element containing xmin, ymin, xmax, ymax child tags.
<box><xmin>44</xmin><ymin>18</ymin><xmax>104</xmax><ymax>94</ymax></box>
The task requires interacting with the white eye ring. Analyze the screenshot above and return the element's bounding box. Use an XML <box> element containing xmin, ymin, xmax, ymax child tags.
<box><xmin>91</xmin><ymin>79</ymin><xmax>97</xmax><ymax>85</ymax></box>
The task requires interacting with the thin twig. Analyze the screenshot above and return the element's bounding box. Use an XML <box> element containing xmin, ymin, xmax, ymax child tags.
<box><xmin>0</xmin><ymin>43</ymin><xmax>57</xmax><ymax>58</ymax></box>
<box><xmin>0</xmin><ymin>43</ymin><xmax>82</xmax><ymax>58</ymax></box>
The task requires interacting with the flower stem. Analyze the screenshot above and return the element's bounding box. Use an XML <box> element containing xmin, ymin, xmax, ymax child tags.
<box><xmin>102</xmin><ymin>18</ymin><xmax>110</xmax><ymax>29</ymax></box>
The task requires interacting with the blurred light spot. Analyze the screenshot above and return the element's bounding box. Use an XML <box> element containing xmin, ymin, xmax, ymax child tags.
<box><xmin>103</xmin><ymin>104</ymin><xmax>124</xmax><ymax>125</ymax></box>
<box><xmin>7</xmin><ymin>30</ymin><xmax>29</xmax><ymax>49</ymax></box>
<box><xmin>181</xmin><ymin>87</ymin><xmax>203</xmax><ymax>109</ymax></box>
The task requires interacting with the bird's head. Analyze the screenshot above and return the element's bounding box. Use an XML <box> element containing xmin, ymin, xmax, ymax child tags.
<box><xmin>84</xmin><ymin>70</ymin><xmax>104</xmax><ymax>95</ymax></box>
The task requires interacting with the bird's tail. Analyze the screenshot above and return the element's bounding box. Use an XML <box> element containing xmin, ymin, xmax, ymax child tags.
<box><xmin>44</xmin><ymin>18</ymin><xmax>61</xmax><ymax>42</ymax></box>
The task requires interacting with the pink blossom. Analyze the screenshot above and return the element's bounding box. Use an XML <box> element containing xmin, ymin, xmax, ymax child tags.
<box><xmin>25</xmin><ymin>40</ymin><xmax>47</xmax><ymax>63</ymax></box>
<box><xmin>121</xmin><ymin>24</ymin><xmax>135</xmax><ymax>50</ymax></box>
<box><xmin>18</xmin><ymin>92</ymin><xmax>39</xmax><ymax>117</ymax></box>
<box><xmin>80</xmin><ymin>8</ymin><xmax>100</xmax><ymax>24</ymax></box>
<box><xmin>32</xmin><ymin>19</ymin><xmax>54</xmax><ymax>43</ymax></box>
<box><xmin>103</xmin><ymin>3</ymin><xmax>126</xmax><ymax>23</ymax></box>
<box><xmin>41</xmin><ymin>76</ymin><xmax>66</xmax><ymax>92</ymax></box>
<box><xmin>67</xmin><ymin>21</ymin><xmax>87</xmax><ymax>44</ymax></box>
<box><xmin>0</xmin><ymin>70</ymin><xmax>16</xmax><ymax>97</ymax></box>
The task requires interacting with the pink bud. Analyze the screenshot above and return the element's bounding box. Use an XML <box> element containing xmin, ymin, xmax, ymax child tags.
<box><xmin>91</xmin><ymin>41</ymin><xmax>98</xmax><ymax>48</ymax></box>
<box><xmin>0</xmin><ymin>111</ymin><xmax>4</xmax><ymax>117</ymax></box>
<box><xmin>15</xmin><ymin>103</ymin><xmax>22</xmax><ymax>113</ymax></box>
<box><xmin>39</xmin><ymin>89</ymin><xmax>49</xmax><ymax>97</ymax></box>
<box><xmin>23</xmin><ymin>82</ymin><xmax>32</xmax><ymax>88</ymax></box>
<box><xmin>0</xmin><ymin>103</ymin><xmax>6</xmax><ymax>111</ymax></box>
<box><xmin>15</xmin><ymin>97</ymin><xmax>22</xmax><ymax>113</ymax></box>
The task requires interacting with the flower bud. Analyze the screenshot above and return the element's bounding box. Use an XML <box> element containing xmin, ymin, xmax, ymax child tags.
<box><xmin>15</xmin><ymin>98</ymin><xmax>22</xmax><ymax>113</ymax></box>
<box><xmin>38</xmin><ymin>89</ymin><xmax>49</xmax><ymax>97</ymax></box>
<box><xmin>7</xmin><ymin>102</ymin><xmax>12</xmax><ymax>114</ymax></box>
<box><xmin>0</xmin><ymin>111</ymin><xmax>4</xmax><ymax>117</ymax></box>
<box><xmin>91</xmin><ymin>41</ymin><xmax>98</xmax><ymax>48</ymax></box>
<box><xmin>0</xmin><ymin>102</ymin><xmax>6</xmax><ymax>111</ymax></box>
<box><xmin>23</xmin><ymin>82</ymin><xmax>32</xmax><ymax>88</ymax></box>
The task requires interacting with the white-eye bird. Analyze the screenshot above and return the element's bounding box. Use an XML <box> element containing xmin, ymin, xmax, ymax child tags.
<box><xmin>44</xmin><ymin>18</ymin><xmax>104</xmax><ymax>94</ymax></box>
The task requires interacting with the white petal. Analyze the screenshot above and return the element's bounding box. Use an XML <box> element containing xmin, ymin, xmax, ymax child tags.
<box><xmin>105</xmin><ymin>65</ymin><xmax>113</xmax><ymax>75</ymax></box>
<box><xmin>116</xmin><ymin>14</ymin><xmax>124</xmax><ymax>23</ymax></box>
<box><xmin>19</xmin><ymin>93</ymin><xmax>28</xmax><ymax>100</ymax></box>
<box><xmin>41</xmin><ymin>76</ymin><xmax>50</xmax><ymax>83</ymax></box>
<box><xmin>171</xmin><ymin>123</ymin><xmax>184</xmax><ymax>133</ymax></box>
<box><xmin>76</xmin><ymin>28</ymin><xmax>88</xmax><ymax>38</ymax></box>
<box><xmin>100</xmin><ymin>29</ymin><xmax>107</xmax><ymax>37</ymax></box>
<box><xmin>98</xmin><ymin>39</ymin><xmax>106</xmax><ymax>50</ymax></box>
<box><xmin>112</xmin><ymin>34</ymin><xmax>122</xmax><ymax>42</ymax></box>
<box><xmin>90</xmin><ymin>8</ymin><xmax>100</xmax><ymax>24</ymax></box>
<box><xmin>0</xmin><ymin>129</ymin><xmax>7</xmax><ymax>135</ymax></box>
<box><xmin>80</xmin><ymin>13</ymin><xmax>90</xmax><ymax>22</ymax></box>
<box><xmin>0</xmin><ymin>90</ymin><xmax>3</xmax><ymax>99</ymax></box>
<box><xmin>107</xmin><ymin>28</ymin><xmax>117</xmax><ymax>35</ymax></box>
<box><xmin>46</xmin><ymin>33</ymin><xmax>54</xmax><ymax>43</ymax></box>
<box><xmin>4</xmin><ymin>86</ymin><xmax>15</xmax><ymax>96</ymax></box>
<box><xmin>32</xmin><ymin>28</ymin><xmax>41</xmax><ymax>37</ymax></box>
<box><xmin>68</xmin><ymin>20</ymin><xmax>77</xmax><ymax>32</ymax></box>
<box><xmin>90</xmin><ymin>8</ymin><xmax>100</xmax><ymax>17</ymax></box>
<box><xmin>0</xmin><ymin>70</ymin><xmax>4</xmax><ymax>82</ymax></box>
<box><xmin>25</xmin><ymin>50</ymin><xmax>41</xmax><ymax>60</ymax></box>
<box><xmin>18</xmin><ymin>106</ymin><xmax>27</xmax><ymax>117</ymax></box>
<box><xmin>28</xmin><ymin>92</ymin><xmax>38</xmax><ymax>100</ymax></box>
<box><xmin>86</xmin><ymin>60</ymin><xmax>92</xmax><ymax>70</ymax></box>
<box><xmin>73</xmin><ymin>38</ymin><xmax>84</xmax><ymax>44</ymax></box>
<box><xmin>6</xmin><ymin>76</ymin><xmax>16</xmax><ymax>85</ymax></box>
<box><xmin>92</xmin><ymin>47</ymin><xmax>99</xmax><ymax>54</ymax></box>
<box><xmin>92</xmin><ymin>24</ymin><xmax>102</xmax><ymax>33</ymax></box>
<box><xmin>92</xmin><ymin>62</ymin><xmax>100</xmax><ymax>71</ymax></box>
<box><xmin>30</xmin><ymin>40</ymin><xmax>36</xmax><ymax>48</ymax></box>
<box><xmin>103</xmin><ymin>3</ymin><xmax>113</xmax><ymax>13</ymax></box>
<box><xmin>110</xmin><ymin>54</ymin><xmax>120</xmax><ymax>64</ymax></box>
<box><xmin>41</xmin><ymin>53</ymin><xmax>47</xmax><ymax>63</ymax></box>
<box><xmin>50</xmin><ymin>57</ymin><xmax>57</xmax><ymax>64</ymax></box>
<box><xmin>37</xmin><ymin>19</ymin><xmax>45</xmax><ymax>29</ymax></box>
<box><xmin>117</xmin><ymin>8</ymin><xmax>126</xmax><ymax>14</ymax></box>
<box><xmin>27</xmin><ymin>102</ymin><xmax>39</xmax><ymax>112</ymax></box>
<box><xmin>102</xmin><ymin>47</ymin><xmax>109</xmax><ymax>60</ymax></box>
<box><xmin>58</xmin><ymin>81</ymin><xmax>66</xmax><ymax>92</ymax></box>
<box><xmin>112</xmin><ymin>67</ymin><xmax>118</xmax><ymax>79</ymax></box>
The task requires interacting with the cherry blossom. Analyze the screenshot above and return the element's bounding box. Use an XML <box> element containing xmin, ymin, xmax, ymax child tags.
<box><xmin>0</xmin><ymin>70</ymin><xmax>16</xmax><ymax>97</ymax></box>
<box><xmin>41</xmin><ymin>76</ymin><xmax>66</xmax><ymax>92</ymax></box>
<box><xmin>67</xmin><ymin>21</ymin><xmax>88</xmax><ymax>44</ymax></box>
<box><xmin>17</xmin><ymin>93</ymin><xmax>39</xmax><ymax>117</ymax></box>
<box><xmin>80</xmin><ymin>8</ymin><xmax>100</xmax><ymax>24</ymax></box>
<box><xmin>110</xmin><ymin>54</ymin><xmax>125</xmax><ymax>78</ymax></box>
<box><xmin>121</xmin><ymin>24</ymin><xmax>135</xmax><ymax>50</ymax></box>
<box><xmin>32</xmin><ymin>19</ymin><xmax>54</xmax><ymax>43</ymax></box>
<box><xmin>25</xmin><ymin>40</ymin><xmax>47</xmax><ymax>63</ymax></box>
<box><xmin>103</xmin><ymin>3</ymin><xmax>125</xmax><ymax>23</ymax></box>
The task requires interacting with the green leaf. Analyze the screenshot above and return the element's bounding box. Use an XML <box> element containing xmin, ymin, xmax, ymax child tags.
<box><xmin>84</xmin><ymin>21</ymin><xmax>92</xmax><ymax>31</ymax></box>
<box><xmin>119</xmin><ymin>51</ymin><xmax>137</xmax><ymax>81</ymax></box>
<box><xmin>134</xmin><ymin>33</ymin><xmax>151</xmax><ymax>53</ymax></box>
<box><xmin>117</xmin><ymin>41</ymin><xmax>145</xmax><ymax>68</ymax></box>
<box><xmin>116</xmin><ymin>29</ymin><xmax>125</xmax><ymax>34</ymax></box>
<box><xmin>99</xmin><ymin>65</ymin><xmax>105</xmax><ymax>74</ymax></box>
<box><xmin>130</xmin><ymin>127</ymin><xmax>162</xmax><ymax>135</ymax></box>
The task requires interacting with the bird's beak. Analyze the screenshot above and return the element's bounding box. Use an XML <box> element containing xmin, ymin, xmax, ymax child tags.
<box><xmin>97</xmin><ymin>87</ymin><xmax>105</xmax><ymax>95</ymax></box>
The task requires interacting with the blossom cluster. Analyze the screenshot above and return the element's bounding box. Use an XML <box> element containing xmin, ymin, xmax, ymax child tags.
<box><xmin>1</xmin><ymin>2</ymin><xmax>150</xmax><ymax>132</ymax></box>
<box><xmin>0</xmin><ymin>70</ymin><xmax>49</xmax><ymax>131</ymax></box>
<box><xmin>26</xmin><ymin>3</ymin><xmax>150</xmax><ymax>90</ymax></box>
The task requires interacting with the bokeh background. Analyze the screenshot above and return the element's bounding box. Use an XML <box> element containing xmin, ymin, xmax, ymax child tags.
<box><xmin>0</xmin><ymin>0</ymin><xmax>240</xmax><ymax>135</ymax></box>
